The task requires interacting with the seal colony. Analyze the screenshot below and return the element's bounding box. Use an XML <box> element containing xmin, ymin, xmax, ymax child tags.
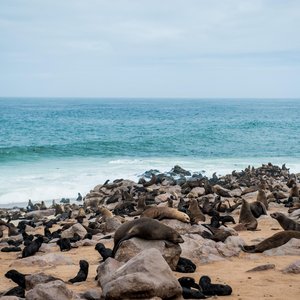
<box><xmin>0</xmin><ymin>163</ymin><xmax>300</xmax><ymax>299</ymax></box>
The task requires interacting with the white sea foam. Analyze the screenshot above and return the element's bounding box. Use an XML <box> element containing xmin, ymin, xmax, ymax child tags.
<box><xmin>0</xmin><ymin>156</ymin><xmax>300</xmax><ymax>207</ymax></box>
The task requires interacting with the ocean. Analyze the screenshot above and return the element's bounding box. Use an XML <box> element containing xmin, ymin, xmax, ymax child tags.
<box><xmin>0</xmin><ymin>98</ymin><xmax>300</xmax><ymax>207</ymax></box>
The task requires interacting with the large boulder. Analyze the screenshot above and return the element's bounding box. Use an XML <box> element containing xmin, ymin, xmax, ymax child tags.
<box><xmin>97</xmin><ymin>258</ymin><xmax>125</xmax><ymax>287</ymax></box>
<box><xmin>25</xmin><ymin>280</ymin><xmax>76</xmax><ymax>300</ymax></box>
<box><xmin>25</xmin><ymin>273</ymin><xmax>62</xmax><ymax>290</ymax></box>
<box><xmin>114</xmin><ymin>237</ymin><xmax>181</xmax><ymax>270</ymax></box>
<box><xmin>11</xmin><ymin>253</ymin><xmax>73</xmax><ymax>267</ymax></box>
<box><xmin>61</xmin><ymin>223</ymin><xmax>87</xmax><ymax>239</ymax></box>
<box><xmin>101</xmin><ymin>248</ymin><xmax>182</xmax><ymax>299</ymax></box>
<box><xmin>160</xmin><ymin>219</ymin><xmax>191</xmax><ymax>234</ymax></box>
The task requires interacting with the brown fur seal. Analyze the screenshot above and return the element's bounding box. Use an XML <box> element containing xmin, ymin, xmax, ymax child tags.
<box><xmin>270</xmin><ymin>212</ymin><xmax>300</xmax><ymax>231</ymax></box>
<box><xmin>98</xmin><ymin>206</ymin><xmax>113</xmax><ymax>220</ymax></box>
<box><xmin>112</xmin><ymin>217</ymin><xmax>184</xmax><ymax>256</ymax></box>
<box><xmin>242</xmin><ymin>230</ymin><xmax>300</xmax><ymax>253</ymax></box>
<box><xmin>141</xmin><ymin>206</ymin><xmax>190</xmax><ymax>223</ymax></box>
<box><xmin>238</xmin><ymin>199</ymin><xmax>258</xmax><ymax>231</ymax></box>
<box><xmin>256</xmin><ymin>186</ymin><xmax>268</xmax><ymax>210</ymax></box>
<box><xmin>290</xmin><ymin>183</ymin><xmax>299</xmax><ymax>198</ymax></box>
<box><xmin>250</xmin><ymin>201</ymin><xmax>267</xmax><ymax>218</ymax></box>
<box><xmin>142</xmin><ymin>174</ymin><xmax>157</xmax><ymax>187</ymax></box>
<box><xmin>188</xmin><ymin>199</ymin><xmax>205</xmax><ymax>224</ymax></box>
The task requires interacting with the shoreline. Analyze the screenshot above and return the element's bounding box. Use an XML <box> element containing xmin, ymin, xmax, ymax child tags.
<box><xmin>1</xmin><ymin>158</ymin><xmax>300</xmax><ymax>207</ymax></box>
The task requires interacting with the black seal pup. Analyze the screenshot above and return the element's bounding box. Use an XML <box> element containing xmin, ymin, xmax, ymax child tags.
<box><xmin>176</xmin><ymin>257</ymin><xmax>197</xmax><ymax>273</ymax></box>
<box><xmin>22</xmin><ymin>236</ymin><xmax>44</xmax><ymax>258</ymax></box>
<box><xmin>5</xmin><ymin>269</ymin><xmax>26</xmax><ymax>288</ymax></box>
<box><xmin>112</xmin><ymin>217</ymin><xmax>184</xmax><ymax>256</ymax></box>
<box><xmin>95</xmin><ymin>242</ymin><xmax>113</xmax><ymax>261</ymax></box>
<box><xmin>178</xmin><ymin>277</ymin><xmax>206</xmax><ymax>299</ymax></box>
<box><xmin>69</xmin><ymin>260</ymin><xmax>89</xmax><ymax>283</ymax></box>
<box><xmin>57</xmin><ymin>237</ymin><xmax>72</xmax><ymax>251</ymax></box>
<box><xmin>199</xmin><ymin>275</ymin><xmax>232</xmax><ymax>296</ymax></box>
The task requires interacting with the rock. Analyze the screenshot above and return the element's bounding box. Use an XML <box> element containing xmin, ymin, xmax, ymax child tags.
<box><xmin>101</xmin><ymin>248</ymin><xmax>182</xmax><ymax>299</ymax></box>
<box><xmin>160</xmin><ymin>219</ymin><xmax>191</xmax><ymax>234</ymax></box>
<box><xmin>25</xmin><ymin>272</ymin><xmax>62</xmax><ymax>290</ymax></box>
<box><xmin>104</xmin><ymin>217</ymin><xmax>122</xmax><ymax>233</ymax></box>
<box><xmin>264</xmin><ymin>238</ymin><xmax>300</xmax><ymax>256</ymax></box>
<box><xmin>73</xmin><ymin>239</ymin><xmax>97</xmax><ymax>247</ymax></box>
<box><xmin>25</xmin><ymin>280</ymin><xmax>76</xmax><ymax>300</ymax></box>
<box><xmin>282</xmin><ymin>260</ymin><xmax>300</xmax><ymax>274</ymax></box>
<box><xmin>114</xmin><ymin>237</ymin><xmax>181</xmax><ymax>271</ymax></box>
<box><xmin>61</xmin><ymin>223</ymin><xmax>87</xmax><ymax>239</ymax></box>
<box><xmin>97</xmin><ymin>258</ymin><xmax>124</xmax><ymax>288</ymax></box>
<box><xmin>39</xmin><ymin>243</ymin><xmax>58</xmax><ymax>252</ymax></box>
<box><xmin>0</xmin><ymin>297</ymin><xmax>20</xmax><ymax>300</ymax></box>
<box><xmin>11</xmin><ymin>253</ymin><xmax>73</xmax><ymax>267</ymax></box>
<box><xmin>246</xmin><ymin>264</ymin><xmax>275</xmax><ymax>272</ymax></box>
<box><xmin>81</xmin><ymin>288</ymin><xmax>102</xmax><ymax>300</ymax></box>
<box><xmin>171</xmin><ymin>165</ymin><xmax>191</xmax><ymax>176</ymax></box>
<box><xmin>187</xmin><ymin>187</ymin><xmax>205</xmax><ymax>198</ymax></box>
<box><xmin>155</xmin><ymin>193</ymin><xmax>172</xmax><ymax>202</ymax></box>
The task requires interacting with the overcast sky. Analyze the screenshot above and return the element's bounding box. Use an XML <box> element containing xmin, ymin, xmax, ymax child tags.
<box><xmin>0</xmin><ymin>0</ymin><xmax>299</xmax><ymax>98</ymax></box>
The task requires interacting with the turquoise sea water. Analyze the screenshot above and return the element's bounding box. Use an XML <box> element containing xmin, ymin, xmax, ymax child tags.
<box><xmin>0</xmin><ymin>98</ymin><xmax>300</xmax><ymax>205</ymax></box>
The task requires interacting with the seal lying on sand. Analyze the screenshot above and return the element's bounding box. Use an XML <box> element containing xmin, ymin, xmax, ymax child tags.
<box><xmin>242</xmin><ymin>230</ymin><xmax>300</xmax><ymax>253</ymax></box>
<box><xmin>141</xmin><ymin>207</ymin><xmax>190</xmax><ymax>223</ymax></box>
<box><xmin>270</xmin><ymin>212</ymin><xmax>300</xmax><ymax>231</ymax></box>
<box><xmin>112</xmin><ymin>217</ymin><xmax>184</xmax><ymax>256</ymax></box>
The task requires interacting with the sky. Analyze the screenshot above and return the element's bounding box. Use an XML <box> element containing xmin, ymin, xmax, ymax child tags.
<box><xmin>0</xmin><ymin>0</ymin><xmax>300</xmax><ymax>98</ymax></box>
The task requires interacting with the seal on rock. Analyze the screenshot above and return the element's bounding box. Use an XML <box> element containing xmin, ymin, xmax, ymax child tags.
<box><xmin>141</xmin><ymin>207</ymin><xmax>190</xmax><ymax>223</ymax></box>
<box><xmin>112</xmin><ymin>217</ymin><xmax>184</xmax><ymax>256</ymax></box>
<box><xmin>242</xmin><ymin>230</ymin><xmax>300</xmax><ymax>253</ymax></box>
<box><xmin>270</xmin><ymin>212</ymin><xmax>300</xmax><ymax>231</ymax></box>
<box><xmin>188</xmin><ymin>199</ymin><xmax>205</xmax><ymax>224</ymax></box>
<box><xmin>238</xmin><ymin>199</ymin><xmax>258</xmax><ymax>231</ymax></box>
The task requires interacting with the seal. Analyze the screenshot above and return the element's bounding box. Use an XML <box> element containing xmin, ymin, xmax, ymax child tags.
<box><xmin>95</xmin><ymin>242</ymin><xmax>113</xmax><ymax>261</ymax></box>
<box><xmin>199</xmin><ymin>275</ymin><xmax>232</xmax><ymax>296</ymax></box>
<box><xmin>22</xmin><ymin>236</ymin><xmax>44</xmax><ymax>258</ymax></box>
<box><xmin>5</xmin><ymin>269</ymin><xmax>26</xmax><ymax>288</ymax></box>
<box><xmin>98</xmin><ymin>206</ymin><xmax>113</xmax><ymax>220</ymax></box>
<box><xmin>68</xmin><ymin>260</ymin><xmax>89</xmax><ymax>283</ymax></box>
<box><xmin>188</xmin><ymin>199</ymin><xmax>205</xmax><ymax>224</ymax></box>
<box><xmin>256</xmin><ymin>185</ymin><xmax>268</xmax><ymax>210</ymax></box>
<box><xmin>270</xmin><ymin>212</ymin><xmax>300</xmax><ymax>231</ymax></box>
<box><xmin>141</xmin><ymin>206</ymin><xmax>190</xmax><ymax>223</ymax></box>
<box><xmin>250</xmin><ymin>201</ymin><xmax>267</xmax><ymax>218</ymax></box>
<box><xmin>238</xmin><ymin>199</ymin><xmax>258</xmax><ymax>231</ymax></box>
<box><xmin>290</xmin><ymin>182</ymin><xmax>299</xmax><ymax>198</ymax></box>
<box><xmin>112</xmin><ymin>217</ymin><xmax>184</xmax><ymax>256</ymax></box>
<box><xmin>242</xmin><ymin>230</ymin><xmax>300</xmax><ymax>253</ymax></box>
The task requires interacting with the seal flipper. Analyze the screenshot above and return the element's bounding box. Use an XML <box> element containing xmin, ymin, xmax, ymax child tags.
<box><xmin>241</xmin><ymin>245</ymin><xmax>256</xmax><ymax>253</ymax></box>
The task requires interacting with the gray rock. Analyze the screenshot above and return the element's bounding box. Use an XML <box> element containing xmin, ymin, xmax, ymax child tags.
<box><xmin>282</xmin><ymin>260</ymin><xmax>300</xmax><ymax>274</ymax></box>
<box><xmin>25</xmin><ymin>272</ymin><xmax>62</xmax><ymax>290</ymax></box>
<box><xmin>0</xmin><ymin>297</ymin><xmax>20</xmax><ymax>300</ymax></box>
<box><xmin>114</xmin><ymin>237</ymin><xmax>181</xmax><ymax>270</ymax></box>
<box><xmin>264</xmin><ymin>238</ymin><xmax>300</xmax><ymax>256</ymax></box>
<box><xmin>11</xmin><ymin>253</ymin><xmax>73</xmax><ymax>267</ymax></box>
<box><xmin>25</xmin><ymin>280</ymin><xmax>75</xmax><ymax>300</ymax></box>
<box><xmin>97</xmin><ymin>258</ymin><xmax>124</xmax><ymax>288</ymax></box>
<box><xmin>61</xmin><ymin>223</ymin><xmax>87</xmax><ymax>239</ymax></box>
<box><xmin>104</xmin><ymin>217</ymin><xmax>122</xmax><ymax>233</ymax></box>
<box><xmin>102</xmin><ymin>248</ymin><xmax>182</xmax><ymax>299</ymax></box>
<box><xmin>160</xmin><ymin>219</ymin><xmax>191</xmax><ymax>234</ymax></box>
<box><xmin>73</xmin><ymin>239</ymin><xmax>97</xmax><ymax>247</ymax></box>
<box><xmin>81</xmin><ymin>288</ymin><xmax>102</xmax><ymax>300</ymax></box>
